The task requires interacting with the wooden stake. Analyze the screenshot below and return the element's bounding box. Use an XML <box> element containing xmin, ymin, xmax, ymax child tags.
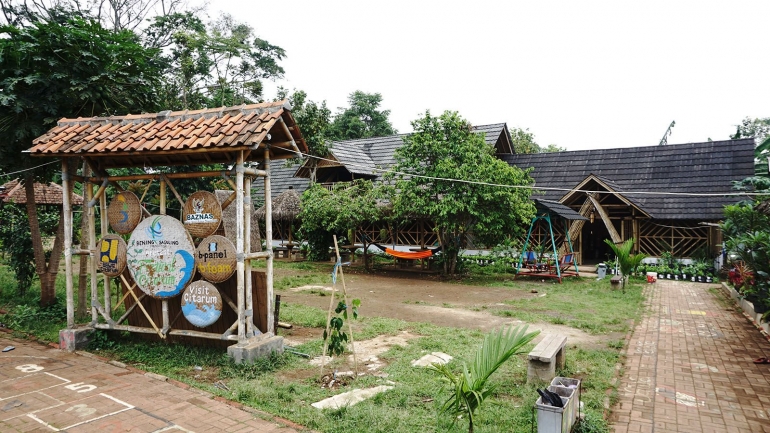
<box><xmin>62</xmin><ymin>159</ymin><xmax>74</xmax><ymax>329</ymax></box>
<box><xmin>264</xmin><ymin>148</ymin><xmax>275</xmax><ymax>335</ymax></box>
<box><xmin>87</xmin><ymin>179</ymin><xmax>98</xmax><ymax>324</ymax></box>
<box><xmin>236</xmin><ymin>150</ymin><xmax>246</xmax><ymax>341</ymax></box>
<box><xmin>333</xmin><ymin>235</ymin><xmax>358</xmax><ymax>375</ymax></box>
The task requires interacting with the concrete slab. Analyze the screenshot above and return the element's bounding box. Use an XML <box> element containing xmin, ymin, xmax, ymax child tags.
<box><xmin>410</xmin><ymin>352</ymin><xmax>453</xmax><ymax>367</ymax></box>
<box><xmin>227</xmin><ymin>333</ymin><xmax>284</xmax><ymax>364</ymax></box>
<box><xmin>311</xmin><ymin>385</ymin><xmax>394</xmax><ymax>410</ymax></box>
<box><xmin>59</xmin><ymin>326</ymin><xmax>93</xmax><ymax>352</ymax></box>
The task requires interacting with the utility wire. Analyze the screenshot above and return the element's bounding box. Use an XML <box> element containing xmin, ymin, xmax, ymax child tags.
<box><xmin>0</xmin><ymin>160</ymin><xmax>58</xmax><ymax>178</ymax></box>
<box><xmin>288</xmin><ymin>149</ymin><xmax>763</xmax><ymax>198</ymax></box>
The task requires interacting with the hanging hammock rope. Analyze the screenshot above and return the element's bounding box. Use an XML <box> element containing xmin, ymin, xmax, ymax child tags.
<box><xmin>362</xmin><ymin>234</ymin><xmax>442</xmax><ymax>260</ymax></box>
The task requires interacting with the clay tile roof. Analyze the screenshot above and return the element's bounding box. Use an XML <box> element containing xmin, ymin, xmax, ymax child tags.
<box><xmin>28</xmin><ymin>101</ymin><xmax>308</xmax><ymax>169</ymax></box>
<box><xmin>1</xmin><ymin>179</ymin><xmax>84</xmax><ymax>206</ymax></box>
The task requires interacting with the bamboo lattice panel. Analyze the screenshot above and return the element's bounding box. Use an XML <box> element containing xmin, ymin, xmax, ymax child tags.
<box><xmin>638</xmin><ymin>220</ymin><xmax>708</xmax><ymax>257</ymax></box>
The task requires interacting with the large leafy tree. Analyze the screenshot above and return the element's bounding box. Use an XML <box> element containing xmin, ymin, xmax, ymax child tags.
<box><xmin>731</xmin><ymin>117</ymin><xmax>770</xmax><ymax>178</ymax></box>
<box><xmin>390</xmin><ymin>111</ymin><xmax>536</xmax><ymax>274</ymax></box>
<box><xmin>510</xmin><ymin>127</ymin><xmax>564</xmax><ymax>154</ymax></box>
<box><xmin>0</xmin><ymin>11</ymin><xmax>164</xmax><ymax>305</ymax></box>
<box><xmin>146</xmin><ymin>12</ymin><xmax>285</xmax><ymax>110</ymax></box>
<box><xmin>329</xmin><ymin>91</ymin><xmax>396</xmax><ymax>141</ymax></box>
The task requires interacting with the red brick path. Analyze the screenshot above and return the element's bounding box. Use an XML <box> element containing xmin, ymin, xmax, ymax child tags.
<box><xmin>612</xmin><ymin>280</ymin><xmax>770</xmax><ymax>433</ymax></box>
<box><xmin>0</xmin><ymin>338</ymin><xmax>304</xmax><ymax>432</ymax></box>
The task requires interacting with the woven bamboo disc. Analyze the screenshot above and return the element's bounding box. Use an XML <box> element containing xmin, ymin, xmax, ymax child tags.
<box><xmin>181</xmin><ymin>280</ymin><xmax>223</xmax><ymax>328</ymax></box>
<box><xmin>126</xmin><ymin>215</ymin><xmax>196</xmax><ymax>299</ymax></box>
<box><xmin>194</xmin><ymin>235</ymin><xmax>236</xmax><ymax>283</ymax></box>
<box><xmin>182</xmin><ymin>191</ymin><xmax>222</xmax><ymax>238</ymax></box>
<box><xmin>107</xmin><ymin>191</ymin><xmax>142</xmax><ymax>234</ymax></box>
<box><xmin>97</xmin><ymin>234</ymin><xmax>127</xmax><ymax>277</ymax></box>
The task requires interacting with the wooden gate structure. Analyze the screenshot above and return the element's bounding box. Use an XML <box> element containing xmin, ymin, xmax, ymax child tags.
<box><xmin>27</xmin><ymin>101</ymin><xmax>307</xmax><ymax>350</ymax></box>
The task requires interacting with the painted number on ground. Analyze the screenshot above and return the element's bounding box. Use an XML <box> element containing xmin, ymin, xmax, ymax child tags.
<box><xmin>15</xmin><ymin>364</ymin><xmax>44</xmax><ymax>373</ymax></box>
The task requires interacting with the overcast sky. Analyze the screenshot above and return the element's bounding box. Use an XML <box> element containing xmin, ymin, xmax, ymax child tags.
<box><xmin>208</xmin><ymin>0</ymin><xmax>768</xmax><ymax>151</ymax></box>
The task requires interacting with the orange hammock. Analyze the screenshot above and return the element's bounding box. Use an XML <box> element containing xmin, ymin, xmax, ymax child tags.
<box><xmin>381</xmin><ymin>248</ymin><xmax>435</xmax><ymax>260</ymax></box>
<box><xmin>362</xmin><ymin>234</ymin><xmax>441</xmax><ymax>260</ymax></box>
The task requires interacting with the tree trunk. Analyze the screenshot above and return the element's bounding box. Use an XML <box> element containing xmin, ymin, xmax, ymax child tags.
<box><xmin>23</xmin><ymin>174</ymin><xmax>55</xmax><ymax>307</ymax></box>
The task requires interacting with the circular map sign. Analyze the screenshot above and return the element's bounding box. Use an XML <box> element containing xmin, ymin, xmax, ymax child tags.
<box><xmin>108</xmin><ymin>191</ymin><xmax>143</xmax><ymax>234</ymax></box>
<box><xmin>182</xmin><ymin>191</ymin><xmax>222</xmax><ymax>238</ymax></box>
<box><xmin>181</xmin><ymin>280</ymin><xmax>223</xmax><ymax>328</ymax></box>
<box><xmin>195</xmin><ymin>235</ymin><xmax>237</xmax><ymax>283</ymax></box>
<box><xmin>97</xmin><ymin>234</ymin><xmax>127</xmax><ymax>277</ymax></box>
<box><xmin>126</xmin><ymin>215</ymin><xmax>196</xmax><ymax>298</ymax></box>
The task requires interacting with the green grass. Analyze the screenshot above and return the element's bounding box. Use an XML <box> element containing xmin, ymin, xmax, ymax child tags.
<box><xmin>487</xmin><ymin>277</ymin><xmax>645</xmax><ymax>335</ymax></box>
<box><xmin>0</xmin><ymin>261</ymin><xmax>627</xmax><ymax>432</ymax></box>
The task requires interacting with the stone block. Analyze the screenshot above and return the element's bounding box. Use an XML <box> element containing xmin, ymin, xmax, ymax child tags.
<box><xmin>59</xmin><ymin>327</ymin><xmax>94</xmax><ymax>352</ymax></box>
<box><xmin>227</xmin><ymin>333</ymin><xmax>284</xmax><ymax>364</ymax></box>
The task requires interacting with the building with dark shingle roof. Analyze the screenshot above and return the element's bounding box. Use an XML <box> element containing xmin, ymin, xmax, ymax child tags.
<box><xmin>258</xmin><ymin>122</ymin><xmax>754</xmax><ymax>261</ymax></box>
<box><xmin>502</xmin><ymin>138</ymin><xmax>755</xmax><ymax>262</ymax></box>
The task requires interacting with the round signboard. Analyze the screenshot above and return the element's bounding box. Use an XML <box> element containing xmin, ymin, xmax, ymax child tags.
<box><xmin>182</xmin><ymin>191</ymin><xmax>222</xmax><ymax>238</ymax></box>
<box><xmin>108</xmin><ymin>191</ymin><xmax>143</xmax><ymax>234</ymax></box>
<box><xmin>97</xmin><ymin>234</ymin><xmax>127</xmax><ymax>277</ymax></box>
<box><xmin>195</xmin><ymin>235</ymin><xmax>237</xmax><ymax>283</ymax></box>
<box><xmin>181</xmin><ymin>280</ymin><xmax>223</xmax><ymax>328</ymax></box>
<box><xmin>126</xmin><ymin>215</ymin><xmax>196</xmax><ymax>298</ymax></box>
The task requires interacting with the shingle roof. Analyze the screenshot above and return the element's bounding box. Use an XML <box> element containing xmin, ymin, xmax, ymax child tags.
<box><xmin>503</xmin><ymin>139</ymin><xmax>756</xmax><ymax>220</ymax></box>
<box><xmin>1</xmin><ymin>179</ymin><xmax>84</xmax><ymax>205</ymax></box>
<box><xmin>252</xmin><ymin>162</ymin><xmax>310</xmax><ymax>200</ymax></box>
<box><xmin>28</xmin><ymin>101</ymin><xmax>308</xmax><ymax>170</ymax></box>
<box><xmin>293</xmin><ymin>123</ymin><xmax>512</xmax><ymax>184</ymax></box>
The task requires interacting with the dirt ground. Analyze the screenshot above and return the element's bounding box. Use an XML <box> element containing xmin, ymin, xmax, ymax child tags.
<box><xmin>275</xmin><ymin>266</ymin><xmax>613</xmax><ymax>349</ymax></box>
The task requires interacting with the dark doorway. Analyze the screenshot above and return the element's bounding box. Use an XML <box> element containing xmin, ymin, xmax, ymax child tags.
<box><xmin>581</xmin><ymin>221</ymin><xmax>612</xmax><ymax>265</ymax></box>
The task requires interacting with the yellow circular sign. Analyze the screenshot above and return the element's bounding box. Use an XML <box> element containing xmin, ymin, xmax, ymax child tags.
<box><xmin>195</xmin><ymin>235</ymin><xmax>237</xmax><ymax>283</ymax></box>
<box><xmin>97</xmin><ymin>234</ymin><xmax>127</xmax><ymax>277</ymax></box>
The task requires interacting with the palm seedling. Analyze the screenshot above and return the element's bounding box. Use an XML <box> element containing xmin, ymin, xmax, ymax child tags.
<box><xmin>429</xmin><ymin>324</ymin><xmax>540</xmax><ymax>433</ymax></box>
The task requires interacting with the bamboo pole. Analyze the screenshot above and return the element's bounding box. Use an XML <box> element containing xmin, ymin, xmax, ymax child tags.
<box><xmin>245</xmin><ymin>175</ymin><xmax>254</xmax><ymax>336</ymax></box>
<box><xmin>119</xmin><ymin>274</ymin><xmax>164</xmax><ymax>339</ymax></box>
<box><xmin>236</xmin><ymin>151</ymin><xmax>246</xmax><ymax>341</ymax></box>
<box><xmin>333</xmin><ymin>235</ymin><xmax>358</xmax><ymax>374</ymax></box>
<box><xmin>87</xmin><ymin>179</ymin><xmax>98</xmax><ymax>324</ymax></box>
<box><xmin>62</xmin><ymin>159</ymin><xmax>75</xmax><ymax>329</ymax></box>
<box><xmin>320</xmin><ymin>261</ymin><xmax>338</xmax><ymax>374</ymax></box>
<box><xmin>264</xmin><ymin>148</ymin><xmax>275</xmax><ymax>335</ymax></box>
<box><xmin>100</xmin><ymin>191</ymin><xmax>111</xmax><ymax>317</ymax></box>
<box><xmin>159</xmin><ymin>178</ymin><xmax>169</xmax><ymax>334</ymax></box>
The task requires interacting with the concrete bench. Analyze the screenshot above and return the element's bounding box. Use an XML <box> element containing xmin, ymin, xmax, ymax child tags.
<box><xmin>527</xmin><ymin>334</ymin><xmax>567</xmax><ymax>383</ymax></box>
<box><xmin>610</xmin><ymin>275</ymin><xmax>622</xmax><ymax>287</ymax></box>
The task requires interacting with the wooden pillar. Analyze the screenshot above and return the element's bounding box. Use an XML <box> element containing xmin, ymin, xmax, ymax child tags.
<box><xmin>159</xmin><ymin>178</ymin><xmax>169</xmax><ymax>334</ymax></box>
<box><xmin>86</xmin><ymin>180</ymin><xmax>98</xmax><ymax>323</ymax></box>
<box><xmin>100</xmin><ymin>192</ymin><xmax>110</xmax><ymax>316</ymax></box>
<box><xmin>264</xmin><ymin>148</ymin><xmax>274</xmax><ymax>335</ymax></box>
<box><xmin>244</xmin><ymin>175</ymin><xmax>254</xmax><ymax>336</ymax></box>
<box><xmin>62</xmin><ymin>159</ymin><xmax>75</xmax><ymax>329</ymax></box>
<box><xmin>236</xmin><ymin>151</ymin><xmax>246</xmax><ymax>340</ymax></box>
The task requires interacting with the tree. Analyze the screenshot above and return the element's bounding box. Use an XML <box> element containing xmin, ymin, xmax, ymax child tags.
<box><xmin>276</xmin><ymin>88</ymin><xmax>332</xmax><ymax>182</ymax></box>
<box><xmin>0</xmin><ymin>12</ymin><xmax>164</xmax><ymax>305</ymax></box>
<box><xmin>390</xmin><ymin>111</ymin><xmax>536</xmax><ymax>274</ymax></box>
<box><xmin>298</xmin><ymin>180</ymin><xmax>383</xmax><ymax>262</ymax></box>
<box><xmin>329</xmin><ymin>91</ymin><xmax>396</xmax><ymax>141</ymax></box>
<box><xmin>603</xmin><ymin>238</ymin><xmax>646</xmax><ymax>292</ymax></box>
<box><xmin>0</xmin><ymin>0</ymin><xmax>193</xmax><ymax>31</ymax></box>
<box><xmin>541</xmin><ymin>143</ymin><xmax>566</xmax><ymax>153</ymax></box>
<box><xmin>510</xmin><ymin>127</ymin><xmax>564</xmax><ymax>154</ymax></box>
<box><xmin>430</xmin><ymin>325</ymin><xmax>540</xmax><ymax>433</ymax></box>
<box><xmin>147</xmin><ymin>13</ymin><xmax>286</xmax><ymax>110</ymax></box>
<box><xmin>731</xmin><ymin>117</ymin><xmax>770</xmax><ymax>178</ymax></box>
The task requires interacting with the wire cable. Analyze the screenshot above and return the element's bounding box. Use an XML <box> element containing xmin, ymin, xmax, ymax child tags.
<box><xmin>286</xmin><ymin>148</ymin><xmax>764</xmax><ymax>198</ymax></box>
<box><xmin>0</xmin><ymin>160</ymin><xmax>58</xmax><ymax>178</ymax></box>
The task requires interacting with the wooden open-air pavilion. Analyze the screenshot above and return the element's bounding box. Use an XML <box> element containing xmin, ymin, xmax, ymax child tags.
<box><xmin>27</xmin><ymin>101</ymin><xmax>307</xmax><ymax>355</ymax></box>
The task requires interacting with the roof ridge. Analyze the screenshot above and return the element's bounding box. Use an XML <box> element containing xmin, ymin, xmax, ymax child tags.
<box><xmin>56</xmin><ymin>100</ymin><xmax>291</xmax><ymax>127</ymax></box>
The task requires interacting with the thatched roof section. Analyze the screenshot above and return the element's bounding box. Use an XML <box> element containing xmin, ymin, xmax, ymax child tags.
<box><xmin>255</xmin><ymin>187</ymin><xmax>301</xmax><ymax>221</ymax></box>
<box><xmin>215</xmin><ymin>190</ymin><xmax>261</xmax><ymax>252</ymax></box>
<box><xmin>1</xmin><ymin>179</ymin><xmax>84</xmax><ymax>205</ymax></box>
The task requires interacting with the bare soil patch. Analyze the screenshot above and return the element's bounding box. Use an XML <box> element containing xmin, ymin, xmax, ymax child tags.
<box><xmin>276</xmin><ymin>267</ymin><xmax>610</xmax><ymax>348</ymax></box>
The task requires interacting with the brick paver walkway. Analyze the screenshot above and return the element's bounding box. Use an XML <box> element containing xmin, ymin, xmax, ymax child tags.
<box><xmin>0</xmin><ymin>337</ymin><xmax>303</xmax><ymax>432</ymax></box>
<box><xmin>612</xmin><ymin>280</ymin><xmax>770</xmax><ymax>433</ymax></box>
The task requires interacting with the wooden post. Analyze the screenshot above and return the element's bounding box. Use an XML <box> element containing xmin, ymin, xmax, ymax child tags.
<box><xmin>86</xmin><ymin>179</ymin><xmax>98</xmax><ymax>324</ymax></box>
<box><xmin>244</xmin><ymin>175</ymin><xmax>255</xmax><ymax>335</ymax></box>
<box><xmin>236</xmin><ymin>151</ymin><xmax>246</xmax><ymax>341</ymax></box>
<box><xmin>62</xmin><ymin>159</ymin><xmax>75</xmax><ymax>329</ymax></box>
<box><xmin>159</xmin><ymin>177</ymin><xmax>169</xmax><ymax>334</ymax></box>
<box><xmin>100</xmin><ymin>191</ymin><xmax>111</xmax><ymax>316</ymax></box>
<box><xmin>264</xmin><ymin>148</ymin><xmax>274</xmax><ymax>335</ymax></box>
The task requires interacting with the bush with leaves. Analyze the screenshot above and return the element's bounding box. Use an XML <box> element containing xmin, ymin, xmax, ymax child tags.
<box><xmin>323</xmin><ymin>299</ymin><xmax>360</xmax><ymax>357</ymax></box>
